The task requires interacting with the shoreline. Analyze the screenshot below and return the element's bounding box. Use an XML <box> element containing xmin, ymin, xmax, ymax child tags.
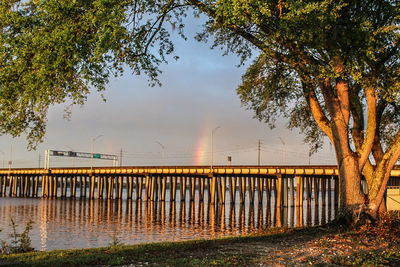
<box><xmin>1</xmin><ymin>219</ymin><xmax>400</xmax><ymax>266</ymax></box>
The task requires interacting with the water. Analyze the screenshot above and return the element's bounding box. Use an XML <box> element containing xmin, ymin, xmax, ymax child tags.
<box><xmin>0</xmin><ymin>189</ymin><xmax>336</xmax><ymax>251</ymax></box>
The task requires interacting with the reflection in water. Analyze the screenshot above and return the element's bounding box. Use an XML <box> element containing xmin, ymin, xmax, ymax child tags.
<box><xmin>0</xmin><ymin>188</ymin><xmax>336</xmax><ymax>251</ymax></box>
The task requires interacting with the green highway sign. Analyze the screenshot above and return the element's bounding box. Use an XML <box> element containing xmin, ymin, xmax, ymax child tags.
<box><xmin>93</xmin><ymin>153</ymin><xmax>101</xmax><ymax>159</ymax></box>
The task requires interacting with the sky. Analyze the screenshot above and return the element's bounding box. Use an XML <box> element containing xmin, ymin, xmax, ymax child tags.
<box><xmin>0</xmin><ymin>17</ymin><xmax>337</xmax><ymax>168</ymax></box>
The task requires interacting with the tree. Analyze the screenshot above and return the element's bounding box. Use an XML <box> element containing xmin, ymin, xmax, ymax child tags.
<box><xmin>0</xmin><ymin>0</ymin><xmax>399</xmax><ymax>219</ymax></box>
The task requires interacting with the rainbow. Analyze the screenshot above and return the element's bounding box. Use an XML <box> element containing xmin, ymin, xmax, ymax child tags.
<box><xmin>194</xmin><ymin>125</ymin><xmax>210</xmax><ymax>166</ymax></box>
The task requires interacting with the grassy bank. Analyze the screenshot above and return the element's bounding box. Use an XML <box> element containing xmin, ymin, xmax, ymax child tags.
<box><xmin>1</xmin><ymin>214</ymin><xmax>400</xmax><ymax>266</ymax></box>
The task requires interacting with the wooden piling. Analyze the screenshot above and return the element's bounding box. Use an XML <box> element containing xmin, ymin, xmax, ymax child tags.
<box><xmin>282</xmin><ymin>177</ymin><xmax>288</xmax><ymax>208</ymax></box>
<box><xmin>221</xmin><ymin>176</ymin><xmax>226</xmax><ymax>204</ymax></box>
<box><xmin>138</xmin><ymin>176</ymin><xmax>143</xmax><ymax>200</ymax></box>
<box><xmin>229</xmin><ymin>176</ymin><xmax>236</xmax><ymax>204</ymax></box>
<box><xmin>290</xmin><ymin>177</ymin><xmax>295</xmax><ymax>207</ymax></box>
<box><xmin>23</xmin><ymin>176</ymin><xmax>28</xmax><ymax>197</ymax></box>
<box><xmin>296</xmin><ymin>176</ymin><xmax>303</xmax><ymax>226</ymax></box>
<box><xmin>256</xmin><ymin>177</ymin><xmax>262</xmax><ymax>205</ymax></box>
<box><xmin>216</xmin><ymin>176</ymin><xmax>222</xmax><ymax>204</ymax></box>
<box><xmin>276</xmin><ymin>175</ymin><xmax>282</xmax><ymax>208</ymax></box>
<box><xmin>334</xmin><ymin>176</ymin><xmax>339</xmax><ymax>210</ymax></box>
<box><xmin>199</xmin><ymin>177</ymin><xmax>204</xmax><ymax>202</ymax></box>
<box><xmin>296</xmin><ymin>176</ymin><xmax>303</xmax><ymax>207</ymax></box>
<box><xmin>145</xmin><ymin>175</ymin><xmax>150</xmax><ymax>201</ymax></box>
<box><xmin>248</xmin><ymin>176</ymin><xmax>254</xmax><ymax>204</ymax></box>
<box><xmin>88</xmin><ymin>175</ymin><xmax>94</xmax><ymax>199</ymax></box>
<box><xmin>118</xmin><ymin>176</ymin><xmax>123</xmax><ymax>199</ymax></box>
<box><xmin>171</xmin><ymin>176</ymin><xmax>176</xmax><ymax>202</ymax></box>
<box><xmin>161</xmin><ymin>176</ymin><xmax>166</xmax><ymax>201</ymax></box>
<box><xmin>190</xmin><ymin>177</ymin><xmax>195</xmax><ymax>202</ymax></box>
<box><xmin>72</xmin><ymin>176</ymin><xmax>77</xmax><ymax>198</ymax></box>
<box><xmin>53</xmin><ymin>176</ymin><xmax>57</xmax><ymax>198</ymax></box>
<box><xmin>327</xmin><ymin>176</ymin><xmax>332</xmax><ymax>218</ymax></box>
<box><xmin>240</xmin><ymin>176</ymin><xmax>245</xmax><ymax>204</ymax></box>
<box><xmin>210</xmin><ymin>176</ymin><xmax>216</xmax><ymax>204</ymax></box>
<box><xmin>128</xmin><ymin>176</ymin><xmax>133</xmax><ymax>199</ymax></box>
<box><xmin>180</xmin><ymin>176</ymin><xmax>186</xmax><ymax>202</ymax></box>
<box><xmin>150</xmin><ymin>176</ymin><xmax>155</xmax><ymax>201</ymax></box>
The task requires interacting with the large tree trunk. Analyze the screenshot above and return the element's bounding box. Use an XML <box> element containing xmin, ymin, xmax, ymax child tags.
<box><xmin>337</xmin><ymin>152</ymin><xmax>365</xmax><ymax>215</ymax></box>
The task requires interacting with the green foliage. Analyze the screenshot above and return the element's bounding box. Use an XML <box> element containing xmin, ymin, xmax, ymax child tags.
<box><xmin>225</xmin><ymin>0</ymin><xmax>400</xmax><ymax>152</ymax></box>
<box><xmin>1</xmin><ymin>0</ymin><xmax>399</xmax><ymax>161</ymax></box>
<box><xmin>108</xmin><ymin>233</ymin><xmax>124</xmax><ymax>247</ymax></box>
<box><xmin>1</xmin><ymin>218</ymin><xmax>34</xmax><ymax>254</ymax></box>
<box><xmin>0</xmin><ymin>0</ymin><xmax>186</xmax><ymax>148</ymax></box>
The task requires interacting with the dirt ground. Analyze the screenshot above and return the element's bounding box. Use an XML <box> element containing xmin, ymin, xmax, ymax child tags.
<box><xmin>178</xmin><ymin>219</ymin><xmax>400</xmax><ymax>266</ymax></box>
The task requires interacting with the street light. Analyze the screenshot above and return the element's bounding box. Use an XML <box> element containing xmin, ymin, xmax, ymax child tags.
<box><xmin>91</xmin><ymin>135</ymin><xmax>103</xmax><ymax>169</ymax></box>
<box><xmin>155</xmin><ymin>141</ymin><xmax>165</xmax><ymax>166</ymax></box>
<box><xmin>211</xmin><ymin>126</ymin><xmax>221</xmax><ymax>171</ymax></box>
<box><xmin>279</xmin><ymin>137</ymin><xmax>286</xmax><ymax>165</ymax></box>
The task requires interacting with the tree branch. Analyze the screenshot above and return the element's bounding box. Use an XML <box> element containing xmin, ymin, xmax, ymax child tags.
<box><xmin>358</xmin><ymin>87</ymin><xmax>377</xmax><ymax>170</ymax></box>
<box><xmin>302</xmin><ymin>80</ymin><xmax>333</xmax><ymax>142</ymax></box>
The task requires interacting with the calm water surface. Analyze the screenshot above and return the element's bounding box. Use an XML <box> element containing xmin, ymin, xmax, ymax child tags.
<box><xmin>0</xmin><ymin>191</ymin><xmax>335</xmax><ymax>251</ymax></box>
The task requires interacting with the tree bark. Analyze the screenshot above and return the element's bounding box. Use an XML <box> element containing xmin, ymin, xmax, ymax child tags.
<box><xmin>319</xmin><ymin>76</ymin><xmax>365</xmax><ymax>216</ymax></box>
<box><xmin>336</xmin><ymin>148</ymin><xmax>365</xmax><ymax>214</ymax></box>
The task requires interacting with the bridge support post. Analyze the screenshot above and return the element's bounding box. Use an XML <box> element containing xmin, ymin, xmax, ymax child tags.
<box><xmin>221</xmin><ymin>176</ymin><xmax>226</xmax><ymax>204</ymax></box>
<box><xmin>48</xmin><ymin>175</ymin><xmax>52</xmax><ymax>198</ymax></box>
<box><xmin>290</xmin><ymin>177</ymin><xmax>295</xmax><ymax>207</ymax></box>
<box><xmin>90</xmin><ymin>175</ymin><xmax>95</xmax><ymax>199</ymax></box>
<box><xmin>282</xmin><ymin>176</ymin><xmax>288</xmax><ymax>208</ymax></box>
<box><xmin>249</xmin><ymin>176</ymin><xmax>254</xmax><ymax>205</ymax></box>
<box><xmin>296</xmin><ymin>176</ymin><xmax>303</xmax><ymax>226</ymax></box>
<box><xmin>190</xmin><ymin>177</ymin><xmax>195</xmax><ymax>202</ymax></box>
<box><xmin>210</xmin><ymin>176</ymin><xmax>216</xmax><ymax>204</ymax></box>
<box><xmin>199</xmin><ymin>177</ymin><xmax>204</xmax><ymax>202</ymax></box>
<box><xmin>327</xmin><ymin>176</ymin><xmax>332</xmax><ymax>219</ymax></box>
<box><xmin>72</xmin><ymin>176</ymin><xmax>77</xmax><ymax>198</ymax></box>
<box><xmin>128</xmin><ymin>176</ymin><xmax>132</xmax><ymax>199</ymax></box>
<box><xmin>216</xmin><ymin>176</ymin><xmax>222</xmax><ymax>204</ymax></box>
<box><xmin>138</xmin><ymin>176</ymin><xmax>143</xmax><ymax>200</ymax></box>
<box><xmin>306</xmin><ymin>177</ymin><xmax>312</xmax><ymax>207</ymax></box>
<box><xmin>180</xmin><ymin>176</ymin><xmax>186</xmax><ymax>202</ymax></box>
<box><xmin>42</xmin><ymin>175</ymin><xmax>48</xmax><ymax>198</ymax></box>
<box><xmin>229</xmin><ymin>176</ymin><xmax>235</xmax><ymax>204</ymax></box>
<box><xmin>53</xmin><ymin>176</ymin><xmax>58</xmax><ymax>198</ymax></box>
<box><xmin>276</xmin><ymin>175</ymin><xmax>282</xmax><ymax>208</ymax></box>
<box><xmin>239</xmin><ymin>177</ymin><xmax>245</xmax><ymax>204</ymax></box>
<box><xmin>161</xmin><ymin>176</ymin><xmax>166</xmax><ymax>201</ymax></box>
<box><xmin>334</xmin><ymin>176</ymin><xmax>339</xmax><ymax>212</ymax></box>
<box><xmin>171</xmin><ymin>176</ymin><xmax>176</xmax><ymax>202</ymax></box>
<box><xmin>118</xmin><ymin>176</ymin><xmax>123</xmax><ymax>199</ymax></box>
<box><xmin>314</xmin><ymin>177</ymin><xmax>320</xmax><ymax>224</ymax></box>
<box><xmin>149</xmin><ymin>176</ymin><xmax>154</xmax><ymax>201</ymax></box>
<box><xmin>321</xmin><ymin>178</ymin><xmax>326</xmax><ymax>206</ymax></box>
<box><xmin>256</xmin><ymin>177</ymin><xmax>262</xmax><ymax>205</ymax></box>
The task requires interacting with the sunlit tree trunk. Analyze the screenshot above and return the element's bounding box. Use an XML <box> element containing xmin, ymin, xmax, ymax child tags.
<box><xmin>319</xmin><ymin>74</ymin><xmax>366</xmax><ymax>216</ymax></box>
<box><xmin>332</xmin><ymin>118</ymin><xmax>365</xmax><ymax>214</ymax></box>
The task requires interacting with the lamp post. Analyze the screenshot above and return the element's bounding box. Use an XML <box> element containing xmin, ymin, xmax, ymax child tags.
<box><xmin>155</xmin><ymin>141</ymin><xmax>165</xmax><ymax>166</ymax></box>
<box><xmin>91</xmin><ymin>135</ymin><xmax>103</xmax><ymax>169</ymax></box>
<box><xmin>279</xmin><ymin>137</ymin><xmax>286</xmax><ymax>165</ymax></box>
<box><xmin>211</xmin><ymin>126</ymin><xmax>221</xmax><ymax>171</ymax></box>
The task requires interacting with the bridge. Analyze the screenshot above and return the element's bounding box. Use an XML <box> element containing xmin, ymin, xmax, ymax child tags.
<box><xmin>1</xmin><ymin>165</ymin><xmax>400</xmax><ymax>211</ymax></box>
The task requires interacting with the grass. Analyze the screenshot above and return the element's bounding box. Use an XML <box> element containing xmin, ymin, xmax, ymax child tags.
<box><xmin>0</xmin><ymin>227</ymin><xmax>311</xmax><ymax>266</ymax></box>
<box><xmin>2</xmin><ymin>212</ymin><xmax>400</xmax><ymax>266</ymax></box>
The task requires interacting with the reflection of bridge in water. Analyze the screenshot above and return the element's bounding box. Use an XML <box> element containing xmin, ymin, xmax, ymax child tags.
<box><xmin>1</xmin><ymin>165</ymin><xmax>400</xmax><ymax>228</ymax></box>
